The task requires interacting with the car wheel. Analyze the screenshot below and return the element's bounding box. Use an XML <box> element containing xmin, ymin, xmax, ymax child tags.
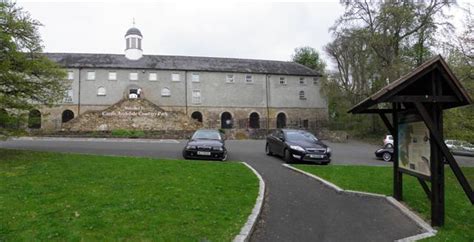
<box><xmin>382</xmin><ymin>152</ymin><xmax>392</xmax><ymax>162</ymax></box>
<box><xmin>221</xmin><ymin>151</ymin><xmax>227</xmax><ymax>161</ymax></box>
<box><xmin>265</xmin><ymin>143</ymin><xmax>273</xmax><ymax>156</ymax></box>
<box><xmin>284</xmin><ymin>149</ymin><xmax>292</xmax><ymax>163</ymax></box>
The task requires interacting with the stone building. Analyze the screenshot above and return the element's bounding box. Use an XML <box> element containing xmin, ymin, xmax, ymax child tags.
<box><xmin>30</xmin><ymin>26</ymin><xmax>327</xmax><ymax>133</ymax></box>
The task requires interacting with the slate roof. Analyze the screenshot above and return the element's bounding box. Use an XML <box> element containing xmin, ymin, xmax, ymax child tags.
<box><xmin>45</xmin><ymin>53</ymin><xmax>321</xmax><ymax>76</ymax></box>
<box><xmin>125</xmin><ymin>27</ymin><xmax>142</xmax><ymax>37</ymax></box>
<box><xmin>349</xmin><ymin>55</ymin><xmax>472</xmax><ymax>113</ymax></box>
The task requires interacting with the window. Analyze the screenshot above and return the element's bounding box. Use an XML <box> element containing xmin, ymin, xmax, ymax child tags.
<box><xmin>108</xmin><ymin>71</ymin><xmax>117</xmax><ymax>81</ymax></box>
<box><xmin>131</xmin><ymin>37</ymin><xmax>137</xmax><ymax>48</ymax></box>
<box><xmin>64</xmin><ymin>89</ymin><xmax>73</xmax><ymax>103</ymax></box>
<box><xmin>97</xmin><ymin>87</ymin><xmax>106</xmax><ymax>96</ymax></box>
<box><xmin>313</xmin><ymin>77</ymin><xmax>319</xmax><ymax>85</ymax></box>
<box><xmin>192</xmin><ymin>73</ymin><xmax>200</xmax><ymax>82</ymax></box>
<box><xmin>161</xmin><ymin>87</ymin><xmax>171</xmax><ymax>97</ymax></box>
<box><xmin>172</xmin><ymin>73</ymin><xmax>180</xmax><ymax>82</ymax></box>
<box><xmin>192</xmin><ymin>90</ymin><xmax>201</xmax><ymax>104</ymax></box>
<box><xmin>87</xmin><ymin>71</ymin><xmax>95</xmax><ymax>80</ymax></box>
<box><xmin>226</xmin><ymin>74</ymin><xmax>234</xmax><ymax>83</ymax></box>
<box><xmin>299</xmin><ymin>90</ymin><xmax>306</xmax><ymax>100</ymax></box>
<box><xmin>299</xmin><ymin>77</ymin><xmax>307</xmax><ymax>85</ymax></box>
<box><xmin>149</xmin><ymin>72</ymin><xmax>157</xmax><ymax>81</ymax></box>
<box><xmin>126</xmin><ymin>38</ymin><xmax>130</xmax><ymax>49</ymax></box>
<box><xmin>67</xmin><ymin>71</ymin><xmax>74</xmax><ymax>80</ymax></box>
<box><xmin>246</xmin><ymin>74</ymin><xmax>253</xmax><ymax>84</ymax></box>
<box><xmin>279</xmin><ymin>77</ymin><xmax>287</xmax><ymax>85</ymax></box>
<box><xmin>130</xmin><ymin>72</ymin><xmax>138</xmax><ymax>81</ymax></box>
<box><xmin>138</xmin><ymin>38</ymin><xmax>142</xmax><ymax>50</ymax></box>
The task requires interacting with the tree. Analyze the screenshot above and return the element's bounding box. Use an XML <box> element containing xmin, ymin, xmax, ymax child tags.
<box><xmin>323</xmin><ymin>0</ymin><xmax>455</xmax><ymax>138</ymax></box>
<box><xmin>292</xmin><ymin>46</ymin><xmax>326</xmax><ymax>74</ymax></box>
<box><xmin>0</xmin><ymin>2</ymin><xmax>66</xmax><ymax>132</ymax></box>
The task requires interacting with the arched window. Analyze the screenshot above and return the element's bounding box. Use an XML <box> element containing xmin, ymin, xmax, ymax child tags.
<box><xmin>299</xmin><ymin>91</ymin><xmax>306</xmax><ymax>100</ymax></box>
<box><xmin>161</xmin><ymin>87</ymin><xmax>171</xmax><ymax>97</ymax></box>
<box><xmin>249</xmin><ymin>112</ymin><xmax>260</xmax><ymax>129</ymax></box>
<box><xmin>221</xmin><ymin>112</ymin><xmax>233</xmax><ymax>129</ymax></box>
<box><xmin>28</xmin><ymin>109</ymin><xmax>41</xmax><ymax>129</ymax></box>
<box><xmin>191</xmin><ymin>111</ymin><xmax>203</xmax><ymax>123</ymax></box>
<box><xmin>62</xmin><ymin>110</ymin><xmax>74</xmax><ymax>123</ymax></box>
<box><xmin>97</xmin><ymin>87</ymin><xmax>106</xmax><ymax>96</ymax></box>
<box><xmin>276</xmin><ymin>112</ymin><xmax>286</xmax><ymax>129</ymax></box>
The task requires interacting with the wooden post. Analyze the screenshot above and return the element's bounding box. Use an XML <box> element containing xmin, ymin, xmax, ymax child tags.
<box><xmin>393</xmin><ymin>103</ymin><xmax>403</xmax><ymax>200</ymax></box>
<box><xmin>430</xmin><ymin>71</ymin><xmax>445</xmax><ymax>226</ymax></box>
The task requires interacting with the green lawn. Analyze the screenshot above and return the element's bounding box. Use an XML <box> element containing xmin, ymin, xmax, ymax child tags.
<box><xmin>0</xmin><ymin>149</ymin><xmax>258</xmax><ymax>241</ymax></box>
<box><xmin>295</xmin><ymin>165</ymin><xmax>474</xmax><ymax>242</ymax></box>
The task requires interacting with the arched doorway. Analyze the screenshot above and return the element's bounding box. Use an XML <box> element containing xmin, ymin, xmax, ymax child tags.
<box><xmin>276</xmin><ymin>112</ymin><xmax>286</xmax><ymax>129</ymax></box>
<box><xmin>62</xmin><ymin>109</ymin><xmax>74</xmax><ymax>123</ymax></box>
<box><xmin>221</xmin><ymin>112</ymin><xmax>233</xmax><ymax>129</ymax></box>
<box><xmin>249</xmin><ymin>112</ymin><xmax>260</xmax><ymax>129</ymax></box>
<box><xmin>191</xmin><ymin>111</ymin><xmax>203</xmax><ymax>123</ymax></box>
<box><xmin>0</xmin><ymin>109</ymin><xmax>8</xmax><ymax>128</ymax></box>
<box><xmin>28</xmin><ymin>109</ymin><xmax>41</xmax><ymax>129</ymax></box>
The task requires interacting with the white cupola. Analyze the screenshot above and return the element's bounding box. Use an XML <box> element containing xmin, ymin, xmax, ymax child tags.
<box><xmin>124</xmin><ymin>26</ymin><xmax>143</xmax><ymax>60</ymax></box>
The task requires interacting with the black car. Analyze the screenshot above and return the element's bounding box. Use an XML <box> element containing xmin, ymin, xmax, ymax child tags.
<box><xmin>266</xmin><ymin>129</ymin><xmax>331</xmax><ymax>164</ymax></box>
<box><xmin>375</xmin><ymin>147</ymin><xmax>394</xmax><ymax>162</ymax></box>
<box><xmin>183</xmin><ymin>129</ymin><xmax>227</xmax><ymax>161</ymax></box>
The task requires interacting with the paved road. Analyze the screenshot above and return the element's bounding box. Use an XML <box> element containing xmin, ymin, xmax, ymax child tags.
<box><xmin>2</xmin><ymin>138</ymin><xmax>472</xmax><ymax>241</ymax></box>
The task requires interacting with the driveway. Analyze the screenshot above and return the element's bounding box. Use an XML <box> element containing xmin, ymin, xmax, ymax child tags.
<box><xmin>2</xmin><ymin>137</ymin><xmax>472</xmax><ymax>241</ymax></box>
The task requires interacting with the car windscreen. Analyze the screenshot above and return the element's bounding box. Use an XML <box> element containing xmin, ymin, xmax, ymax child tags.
<box><xmin>192</xmin><ymin>131</ymin><xmax>222</xmax><ymax>140</ymax></box>
<box><xmin>285</xmin><ymin>131</ymin><xmax>318</xmax><ymax>142</ymax></box>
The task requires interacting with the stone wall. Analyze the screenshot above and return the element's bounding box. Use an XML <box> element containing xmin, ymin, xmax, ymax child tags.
<box><xmin>62</xmin><ymin>98</ymin><xmax>202</xmax><ymax>131</ymax></box>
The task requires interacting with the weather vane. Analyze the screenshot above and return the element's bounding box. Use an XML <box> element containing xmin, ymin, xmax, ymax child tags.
<box><xmin>133</xmin><ymin>18</ymin><xmax>135</xmax><ymax>26</ymax></box>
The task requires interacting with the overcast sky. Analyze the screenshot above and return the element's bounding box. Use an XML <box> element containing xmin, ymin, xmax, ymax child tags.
<box><xmin>17</xmin><ymin>1</ymin><xmax>345</xmax><ymax>63</ymax></box>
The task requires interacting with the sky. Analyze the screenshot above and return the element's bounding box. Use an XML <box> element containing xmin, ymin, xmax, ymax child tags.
<box><xmin>16</xmin><ymin>1</ymin><xmax>346</xmax><ymax>63</ymax></box>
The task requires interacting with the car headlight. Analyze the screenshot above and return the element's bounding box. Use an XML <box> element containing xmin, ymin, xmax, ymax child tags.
<box><xmin>186</xmin><ymin>145</ymin><xmax>196</xmax><ymax>150</ymax></box>
<box><xmin>326</xmin><ymin>147</ymin><xmax>331</xmax><ymax>153</ymax></box>
<box><xmin>213</xmin><ymin>146</ymin><xmax>224</xmax><ymax>151</ymax></box>
<box><xmin>290</xmin><ymin>145</ymin><xmax>305</xmax><ymax>152</ymax></box>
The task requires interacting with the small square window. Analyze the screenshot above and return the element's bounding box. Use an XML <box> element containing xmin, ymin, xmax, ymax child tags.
<box><xmin>299</xmin><ymin>77</ymin><xmax>307</xmax><ymax>85</ymax></box>
<box><xmin>108</xmin><ymin>71</ymin><xmax>117</xmax><ymax>81</ymax></box>
<box><xmin>192</xmin><ymin>90</ymin><xmax>201</xmax><ymax>104</ymax></box>
<box><xmin>246</xmin><ymin>74</ymin><xmax>253</xmax><ymax>84</ymax></box>
<box><xmin>64</xmin><ymin>89</ymin><xmax>73</xmax><ymax>103</ymax></box>
<box><xmin>67</xmin><ymin>71</ymin><xmax>74</xmax><ymax>80</ymax></box>
<box><xmin>313</xmin><ymin>77</ymin><xmax>319</xmax><ymax>85</ymax></box>
<box><xmin>226</xmin><ymin>74</ymin><xmax>234</xmax><ymax>83</ymax></box>
<box><xmin>299</xmin><ymin>91</ymin><xmax>306</xmax><ymax>100</ymax></box>
<box><xmin>192</xmin><ymin>73</ymin><xmax>200</xmax><ymax>82</ymax></box>
<box><xmin>172</xmin><ymin>73</ymin><xmax>180</xmax><ymax>82</ymax></box>
<box><xmin>280</xmin><ymin>77</ymin><xmax>287</xmax><ymax>85</ymax></box>
<box><xmin>130</xmin><ymin>72</ymin><xmax>138</xmax><ymax>81</ymax></box>
<box><xmin>161</xmin><ymin>87</ymin><xmax>171</xmax><ymax>97</ymax></box>
<box><xmin>149</xmin><ymin>72</ymin><xmax>157</xmax><ymax>81</ymax></box>
<box><xmin>87</xmin><ymin>71</ymin><xmax>95</xmax><ymax>80</ymax></box>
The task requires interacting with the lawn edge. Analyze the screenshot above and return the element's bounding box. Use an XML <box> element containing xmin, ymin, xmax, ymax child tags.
<box><xmin>233</xmin><ymin>162</ymin><xmax>266</xmax><ymax>242</ymax></box>
<box><xmin>282</xmin><ymin>164</ymin><xmax>437</xmax><ymax>242</ymax></box>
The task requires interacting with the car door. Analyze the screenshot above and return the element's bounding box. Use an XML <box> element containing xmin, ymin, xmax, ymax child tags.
<box><xmin>267</xmin><ymin>131</ymin><xmax>278</xmax><ymax>153</ymax></box>
<box><xmin>274</xmin><ymin>130</ymin><xmax>286</xmax><ymax>156</ymax></box>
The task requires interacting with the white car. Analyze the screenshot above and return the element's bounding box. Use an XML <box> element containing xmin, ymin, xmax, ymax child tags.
<box><xmin>445</xmin><ymin>140</ymin><xmax>462</xmax><ymax>150</ymax></box>
<box><xmin>383</xmin><ymin>135</ymin><xmax>393</xmax><ymax>148</ymax></box>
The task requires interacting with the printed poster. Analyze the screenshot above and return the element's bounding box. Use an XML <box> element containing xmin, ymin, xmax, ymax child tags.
<box><xmin>398</xmin><ymin>121</ymin><xmax>431</xmax><ymax>177</ymax></box>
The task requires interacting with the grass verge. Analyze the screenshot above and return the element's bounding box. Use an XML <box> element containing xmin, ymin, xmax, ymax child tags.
<box><xmin>294</xmin><ymin>165</ymin><xmax>474</xmax><ymax>242</ymax></box>
<box><xmin>0</xmin><ymin>149</ymin><xmax>258</xmax><ymax>241</ymax></box>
